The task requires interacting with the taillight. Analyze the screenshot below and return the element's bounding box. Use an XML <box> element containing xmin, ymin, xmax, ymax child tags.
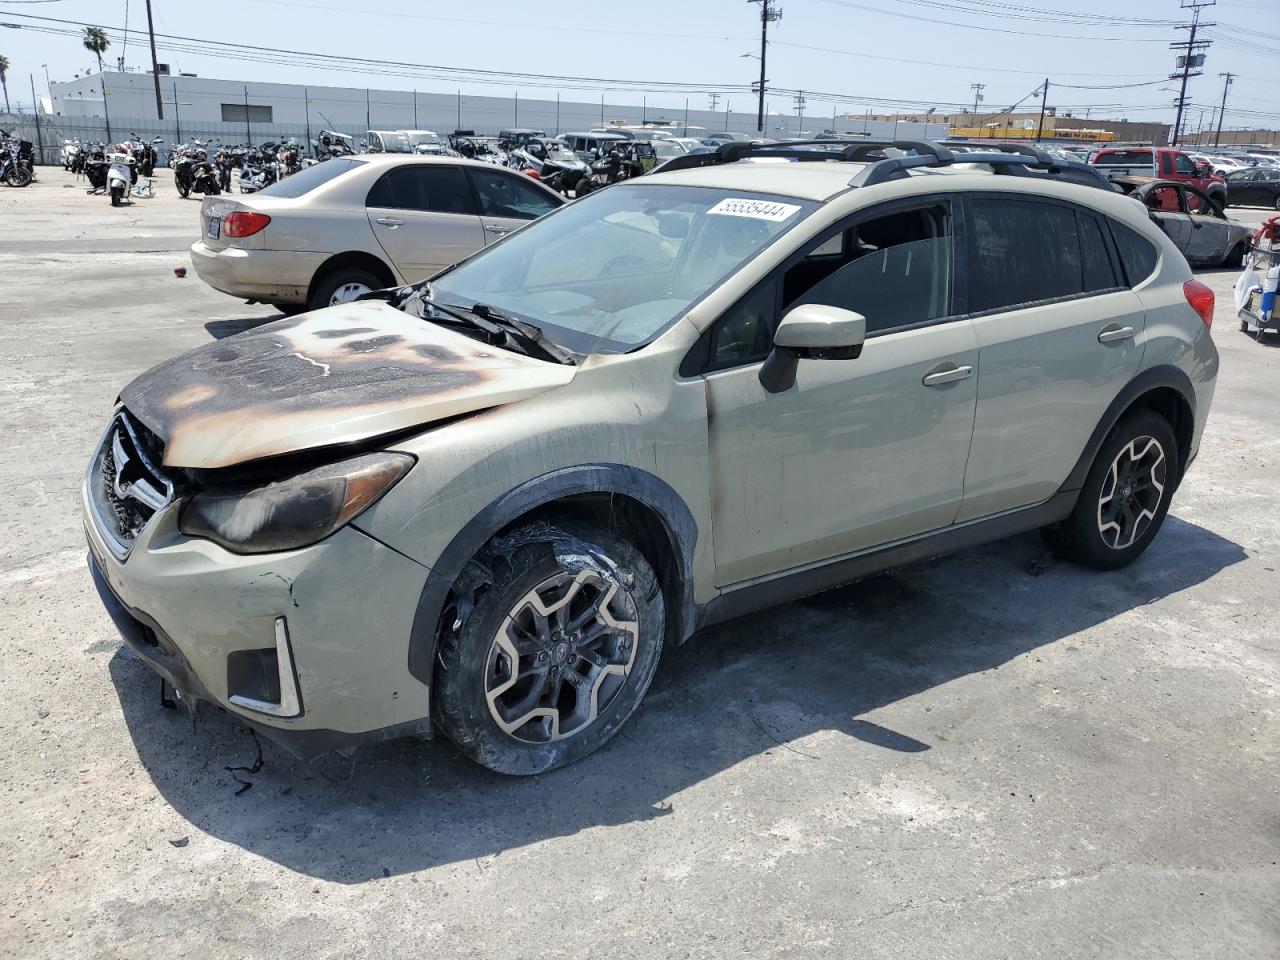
<box><xmin>223</xmin><ymin>211</ymin><xmax>271</xmax><ymax>238</ymax></box>
<box><xmin>1183</xmin><ymin>279</ymin><xmax>1215</xmax><ymax>329</ymax></box>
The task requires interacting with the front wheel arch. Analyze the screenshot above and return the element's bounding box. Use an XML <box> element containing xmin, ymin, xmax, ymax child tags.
<box><xmin>404</xmin><ymin>465</ymin><xmax>698</xmax><ymax>692</ymax></box>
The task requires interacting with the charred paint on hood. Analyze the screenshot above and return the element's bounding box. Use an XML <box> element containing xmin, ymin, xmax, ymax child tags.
<box><xmin>120</xmin><ymin>300</ymin><xmax>576</xmax><ymax>469</ymax></box>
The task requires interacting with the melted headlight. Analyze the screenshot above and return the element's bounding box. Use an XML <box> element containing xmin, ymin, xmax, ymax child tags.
<box><xmin>179</xmin><ymin>452</ymin><xmax>413</xmax><ymax>554</ymax></box>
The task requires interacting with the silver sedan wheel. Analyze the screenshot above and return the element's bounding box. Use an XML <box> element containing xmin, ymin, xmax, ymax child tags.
<box><xmin>328</xmin><ymin>281</ymin><xmax>371</xmax><ymax>306</ymax></box>
<box><xmin>1097</xmin><ymin>435</ymin><xmax>1166</xmax><ymax>550</ymax></box>
<box><xmin>484</xmin><ymin>569</ymin><xmax>639</xmax><ymax>744</ymax></box>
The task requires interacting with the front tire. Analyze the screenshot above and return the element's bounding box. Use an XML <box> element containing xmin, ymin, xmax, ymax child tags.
<box><xmin>110</xmin><ymin>184</ymin><xmax>123</xmax><ymax>206</ymax></box>
<box><xmin>177</xmin><ymin>179</ymin><xmax>190</xmax><ymax>199</ymax></box>
<box><xmin>1043</xmin><ymin>411</ymin><xmax>1179</xmax><ymax>570</ymax></box>
<box><xmin>434</xmin><ymin>519</ymin><xmax>665</xmax><ymax>775</ymax></box>
<box><xmin>7</xmin><ymin>165</ymin><xmax>32</xmax><ymax>188</ymax></box>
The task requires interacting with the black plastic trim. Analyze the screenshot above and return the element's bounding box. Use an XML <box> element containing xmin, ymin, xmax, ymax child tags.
<box><xmin>697</xmin><ymin>489</ymin><xmax>1078</xmax><ymax>629</ymax></box>
<box><xmin>405</xmin><ymin>463</ymin><xmax>699</xmax><ymax>686</ymax></box>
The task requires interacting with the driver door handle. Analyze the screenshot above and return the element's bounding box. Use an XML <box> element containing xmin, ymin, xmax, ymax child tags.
<box><xmin>375</xmin><ymin>217</ymin><xmax>404</xmax><ymax>227</ymax></box>
<box><xmin>922</xmin><ymin>362</ymin><xmax>973</xmax><ymax>387</ymax></box>
<box><xmin>484</xmin><ymin>223</ymin><xmax>511</xmax><ymax>235</ymax></box>
<box><xmin>1098</xmin><ymin>325</ymin><xmax>1135</xmax><ymax>344</ymax></box>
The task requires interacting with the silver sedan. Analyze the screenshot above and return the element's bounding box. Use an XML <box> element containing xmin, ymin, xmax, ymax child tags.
<box><xmin>191</xmin><ymin>155</ymin><xmax>564</xmax><ymax>312</ymax></box>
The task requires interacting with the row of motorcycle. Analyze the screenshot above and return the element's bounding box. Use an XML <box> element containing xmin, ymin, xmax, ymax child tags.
<box><xmin>462</xmin><ymin>132</ymin><xmax>653</xmax><ymax>197</ymax></box>
<box><xmin>0</xmin><ymin>130</ymin><xmax>36</xmax><ymax>188</ymax></box>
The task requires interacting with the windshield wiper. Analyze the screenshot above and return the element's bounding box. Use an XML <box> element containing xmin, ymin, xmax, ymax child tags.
<box><xmin>375</xmin><ymin>284</ymin><xmax>574</xmax><ymax>365</ymax></box>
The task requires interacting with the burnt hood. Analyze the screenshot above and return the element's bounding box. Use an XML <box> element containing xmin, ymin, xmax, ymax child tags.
<box><xmin>120</xmin><ymin>300</ymin><xmax>576</xmax><ymax>469</ymax></box>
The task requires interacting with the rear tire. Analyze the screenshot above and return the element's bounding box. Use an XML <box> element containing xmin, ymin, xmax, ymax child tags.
<box><xmin>1273</xmin><ymin>194</ymin><xmax>1280</xmax><ymax>212</ymax></box>
<box><xmin>308</xmin><ymin>266</ymin><xmax>384</xmax><ymax>311</ymax></box>
<box><xmin>1042</xmin><ymin>410</ymin><xmax>1179</xmax><ymax>570</ymax></box>
<box><xmin>434</xmin><ymin>518</ymin><xmax>664</xmax><ymax>775</ymax></box>
<box><xmin>1225</xmin><ymin>242</ymin><xmax>1247</xmax><ymax>269</ymax></box>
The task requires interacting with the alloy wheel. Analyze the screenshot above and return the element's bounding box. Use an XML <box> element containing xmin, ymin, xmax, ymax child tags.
<box><xmin>484</xmin><ymin>569</ymin><xmax>639</xmax><ymax>744</ymax></box>
<box><xmin>328</xmin><ymin>281</ymin><xmax>371</xmax><ymax>306</ymax></box>
<box><xmin>1097</xmin><ymin>435</ymin><xmax>1166</xmax><ymax>550</ymax></box>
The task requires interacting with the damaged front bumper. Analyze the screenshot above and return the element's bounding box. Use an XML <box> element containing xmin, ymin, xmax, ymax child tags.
<box><xmin>84</xmin><ymin>480</ymin><xmax>435</xmax><ymax>758</ymax></box>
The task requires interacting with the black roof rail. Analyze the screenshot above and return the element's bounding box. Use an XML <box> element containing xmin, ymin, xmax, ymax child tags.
<box><xmin>651</xmin><ymin>136</ymin><xmax>1114</xmax><ymax>192</ymax></box>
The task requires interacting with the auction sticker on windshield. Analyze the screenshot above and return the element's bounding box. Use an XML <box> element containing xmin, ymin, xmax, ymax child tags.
<box><xmin>708</xmin><ymin>198</ymin><xmax>803</xmax><ymax>222</ymax></box>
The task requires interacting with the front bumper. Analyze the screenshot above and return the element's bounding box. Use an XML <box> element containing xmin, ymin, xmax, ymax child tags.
<box><xmin>189</xmin><ymin>240</ymin><xmax>324</xmax><ymax>305</ymax></box>
<box><xmin>84</xmin><ymin>481</ymin><xmax>433</xmax><ymax>757</ymax></box>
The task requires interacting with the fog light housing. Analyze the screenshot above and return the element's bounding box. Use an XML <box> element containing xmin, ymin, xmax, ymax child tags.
<box><xmin>228</xmin><ymin>617</ymin><xmax>302</xmax><ymax>718</ymax></box>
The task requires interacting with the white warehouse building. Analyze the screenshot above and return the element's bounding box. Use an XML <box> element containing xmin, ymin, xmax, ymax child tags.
<box><xmin>46</xmin><ymin>70</ymin><xmax>947</xmax><ymax>147</ymax></box>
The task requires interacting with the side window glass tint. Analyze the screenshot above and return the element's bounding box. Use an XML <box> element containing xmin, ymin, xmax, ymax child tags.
<box><xmin>367</xmin><ymin>166</ymin><xmax>474</xmax><ymax>215</ymax></box>
<box><xmin>1078</xmin><ymin>213</ymin><xmax>1117</xmax><ymax>292</ymax></box>
<box><xmin>1175</xmin><ymin>153</ymin><xmax>1196</xmax><ymax>175</ymax></box>
<box><xmin>783</xmin><ymin>206</ymin><xmax>952</xmax><ymax>334</ymax></box>
<box><xmin>1109</xmin><ymin>220</ymin><xmax>1159</xmax><ymax>286</ymax></box>
<box><xmin>968</xmin><ymin>199</ymin><xmax>1081</xmax><ymax>312</ymax></box>
<box><xmin>710</xmin><ymin>281</ymin><xmax>776</xmax><ymax>368</ymax></box>
<box><xmin>468</xmin><ymin>168</ymin><xmax>560</xmax><ymax>220</ymax></box>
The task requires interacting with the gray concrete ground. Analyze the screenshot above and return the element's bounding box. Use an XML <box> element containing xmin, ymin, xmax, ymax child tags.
<box><xmin>1</xmin><ymin>168</ymin><xmax>1277</xmax><ymax>960</ymax></box>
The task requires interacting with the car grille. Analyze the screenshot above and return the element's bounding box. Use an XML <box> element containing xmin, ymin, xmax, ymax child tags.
<box><xmin>88</xmin><ymin>411</ymin><xmax>174</xmax><ymax>559</ymax></box>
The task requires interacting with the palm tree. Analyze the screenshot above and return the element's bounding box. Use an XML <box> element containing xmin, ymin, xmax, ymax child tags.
<box><xmin>82</xmin><ymin>27</ymin><xmax>112</xmax><ymax>141</ymax></box>
<box><xmin>0</xmin><ymin>55</ymin><xmax>10</xmax><ymax>114</ymax></box>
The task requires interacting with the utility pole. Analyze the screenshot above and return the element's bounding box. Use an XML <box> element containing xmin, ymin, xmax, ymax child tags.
<box><xmin>748</xmin><ymin>0</ymin><xmax>782</xmax><ymax>135</ymax></box>
<box><xmin>303</xmin><ymin>86</ymin><xmax>311</xmax><ymax>154</ymax></box>
<box><xmin>1213</xmin><ymin>71</ymin><xmax>1232</xmax><ymax>148</ymax></box>
<box><xmin>144</xmin><ymin>0</ymin><xmax>164</xmax><ymax>119</ymax></box>
<box><xmin>172</xmin><ymin>78</ymin><xmax>180</xmax><ymax>143</ymax></box>
<box><xmin>970</xmin><ymin>82</ymin><xmax>985</xmax><ymax>119</ymax></box>
<box><xmin>1035</xmin><ymin>79</ymin><xmax>1049</xmax><ymax>142</ymax></box>
<box><xmin>793</xmin><ymin>90</ymin><xmax>805</xmax><ymax>137</ymax></box>
<box><xmin>708</xmin><ymin>92</ymin><xmax>721</xmax><ymax>113</ymax></box>
<box><xmin>1170</xmin><ymin>0</ymin><xmax>1215</xmax><ymax>146</ymax></box>
<box><xmin>413</xmin><ymin>90</ymin><xmax>418</xmax><ymax>129</ymax></box>
<box><xmin>29</xmin><ymin>74</ymin><xmax>43</xmax><ymax>165</ymax></box>
<box><xmin>243</xmin><ymin>85</ymin><xmax>251</xmax><ymax>147</ymax></box>
<box><xmin>366</xmin><ymin>88</ymin><xmax>371</xmax><ymax>131</ymax></box>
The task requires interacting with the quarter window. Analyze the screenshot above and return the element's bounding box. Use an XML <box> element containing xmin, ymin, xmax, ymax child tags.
<box><xmin>967</xmin><ymin>199</ymin><xmax>1082</xmax><ymax>312</ymax></box>
<box><xmin>1109</xmin><ymin>220</ymin><xmax>1159</xmax><ymax>286</ymax></box>
<box><xmin>1078</xmin><ymin>213</ymin><xmax>1118</xmax><ymax>292</ymax></box>
<box><xmin>366</xmin><ymin>165</ymin><xmax>475</xmax><ymax>214</ymax></box>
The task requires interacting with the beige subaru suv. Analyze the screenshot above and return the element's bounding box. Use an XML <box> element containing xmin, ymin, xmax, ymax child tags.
<box><xmin>86</xmin><ymin>141</ymin><xmax>1218</xmax><ymax>775</ymax></box>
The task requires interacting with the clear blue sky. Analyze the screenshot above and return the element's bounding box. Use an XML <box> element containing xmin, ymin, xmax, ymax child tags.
<box><xmin>2</xmin><ymin>0</ymin><xmax>1277</xmax><ymax>130</ymax></box>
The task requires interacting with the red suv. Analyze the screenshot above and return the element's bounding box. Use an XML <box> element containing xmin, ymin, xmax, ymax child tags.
<box><xmin>1092</xmin><ymin>147</ymin><xmax>1226</xmax><ymax>206</ymax></box>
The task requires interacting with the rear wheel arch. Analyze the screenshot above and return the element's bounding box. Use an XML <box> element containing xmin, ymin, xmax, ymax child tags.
<box><xmin>1062</xmin><ymin>367</ymin><xmax>1196</xmax><ymax>497</ymax></box>
<box><xmin>307</xmin><ymin>251</ymin><xmax>396</xmax><ymax>306</ymax></box>
<box><xmin>406</xmin><ymin>464</ymin><xmax>699</xmax><ymax>692</ymax></box>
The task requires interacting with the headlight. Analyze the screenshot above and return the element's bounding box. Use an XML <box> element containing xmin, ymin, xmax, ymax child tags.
<box><xmin>179</xmin><ymin>452</ymin><xmax>413</xmax><ymax>554</ymax></box>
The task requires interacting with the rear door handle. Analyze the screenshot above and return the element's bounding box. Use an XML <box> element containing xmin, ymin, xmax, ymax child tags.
<box><xmin>375</xmin><ymin>216</ymin><xmax>405</xmax><ymax>227</ymax></box>
<box><xmin>922</xmin><ymin>363</ymin><xmax>973</xmax><ymax>387</ymax></box>
<box><xmin>1098</xmin><ymin>325</ymin><xmax>1135</xmax><ymax>344</ymax></box>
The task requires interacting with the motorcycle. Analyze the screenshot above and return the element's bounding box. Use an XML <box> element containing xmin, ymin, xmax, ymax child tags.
<box><xmin>309</xmin><ymin>129</ymin><xmax>356</xmax><ymax>164</ymax></box>
<box><xmin>172</xmin><ymin>140</ymin><xmax>221</xmax><ymax>198</ymax></box>
<box><xmin>124</xmin><ymin>134</ymin><xmax>164</xmax><ymax>177</ymax></box>
<box><xmin>61</xmin><ymin>138</ymin><xmax>82</xmax><ymax>172</ymax></box>
<box><xmin>214</xmin><ymin>144</ymin><xmax>245</xmax><ymax>192</ymax></box>
<box><xmin>239</xmin><ymin>142</ymin><xmax>282</xmax><ymax>193</ymax></box>
<box><xmin>104</xmin><ymin>150</ymin><xmax>137</xmax><ymax>206</ymax></box>
<box><xmin>0</xmin><ymin>131</ymin><xmax>33</xmax><ymax>188</ymax></box>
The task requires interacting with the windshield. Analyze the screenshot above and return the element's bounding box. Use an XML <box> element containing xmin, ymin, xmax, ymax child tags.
<box><xmin>652</xmin><ymin>140</ymin><xmax>687</xmax><ymax>158</ymax></box>
<box><xmin>545</xmin><ymin>140</ymin><xmax>578</xmax><ymax>160</ymax></box>
<box><xmin>1094</xmin><ymin>150</ymin><xmax>1153</xmax><ymax>166</ymax></box>
<box><xmin>407</xmin><ymin>131</ymin><xmax>443</xmax><ymax>146</ymax></box>
<box><xmin>377</xmin><ymin>132</ymin><xmax>413</xmax><ymax>153</ymax></box>
<box><xmin>428</xmin><ymin>184</ymin><xmax>817</xmax><ymax>354</ymax></box>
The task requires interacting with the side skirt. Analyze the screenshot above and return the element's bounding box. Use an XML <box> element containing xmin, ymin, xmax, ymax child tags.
<box><xmin>694</xmin><ymin>489</ymin><xmax>1078</xmax><ymax>630</ymax></box>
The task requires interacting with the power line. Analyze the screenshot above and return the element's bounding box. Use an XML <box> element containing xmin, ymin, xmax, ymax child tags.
<box><xmin>815</xmin><ymin>0</ymin><xmax>1174</xmax><ymax>41</ymax></box>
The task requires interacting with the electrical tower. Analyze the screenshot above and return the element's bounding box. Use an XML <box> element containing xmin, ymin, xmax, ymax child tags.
<box><xmin>1169</xmin><ymin>0</ymin><xmax>1215</xmax><ymax>146</ymax></box>
<box><xmin>970</xmin><ymin>82</ymin><xmax>986</xmax><ymax>117</ymax></box>
<box><xmin>748</xmin><ymin>0</ymin><xmax>782</xmax><ymax>135</ymax></box>
<box><xmin>708</xmin><ymin>92</ymin><xmax>721</xmax><ymax>112</ymax></box>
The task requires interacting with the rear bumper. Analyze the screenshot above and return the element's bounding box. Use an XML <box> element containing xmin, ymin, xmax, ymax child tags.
<box><xmin>190</xmin><ymin>240</ymin><xmax>325</xmax><ymax>305</ymax></box>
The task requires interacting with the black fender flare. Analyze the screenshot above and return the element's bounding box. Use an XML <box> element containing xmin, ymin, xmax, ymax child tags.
<box><xmin>406</xmin><ymin>463</ymin><xmax>698</xmax><ymax>687</ymax></box>
<box><xmin>1059</xmin><ymin>364</ymin><xmax>1197</xmax><ymax>495</ymax></box>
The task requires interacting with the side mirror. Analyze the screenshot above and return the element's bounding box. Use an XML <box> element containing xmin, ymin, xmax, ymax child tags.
<box><xmin>760</xmin><ymin>304</ymin><xmax>866</xmax><ymax>394</ymax></box>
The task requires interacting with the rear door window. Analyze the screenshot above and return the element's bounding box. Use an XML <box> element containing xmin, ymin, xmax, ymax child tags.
<box><xmin>966</xmin><ymin>198</ymin><xmax>1082</xmax><ymax>312</ymax></box>
<box><xmin>366</xmin><ymin>165</ymin><xmax>475</xmax><ymax>214</ymax></box>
